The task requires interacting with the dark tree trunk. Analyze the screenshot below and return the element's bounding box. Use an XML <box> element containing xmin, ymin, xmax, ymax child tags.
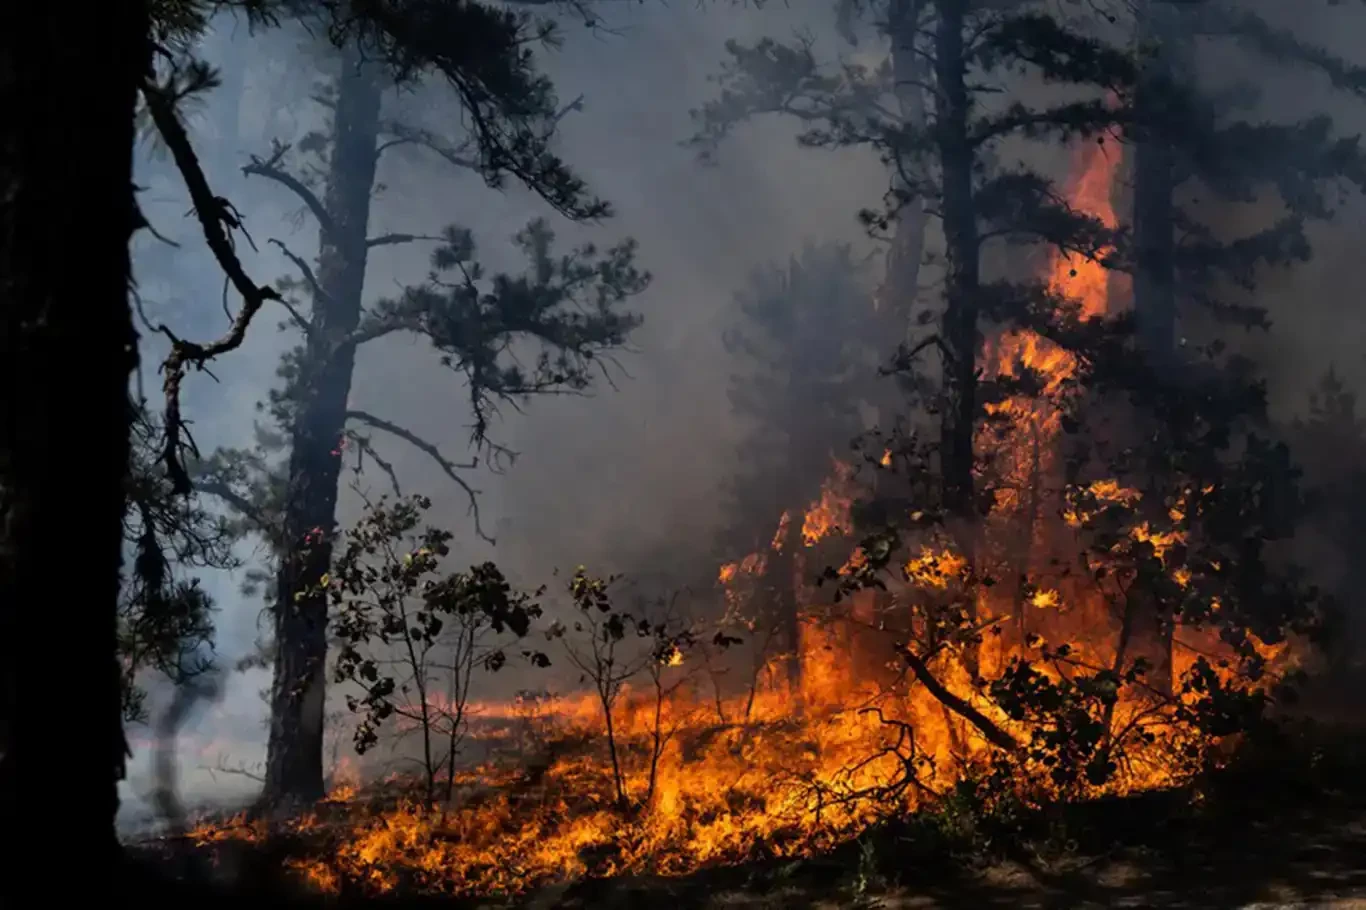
<box><xmin>0</xmin><ymin>0</ymin><xmax>145</xmax><ymax>872</ymax></box>
<box><xmin>262</xmin><ymin>49</ymin><xmax>382</xmax><ymax>808</ymax></box>
<box><xmin>934</xmin><ymin>0</ymin><xmax>980</xmax><ymax>522</ymax></box>
<box><xmin>1128</xmin><ymin>1</ymin><xmax>1186</xmax><ymax>698</ymax></box>
<box><xmin>933</xmin><ymin>0</ymin><xmax>983</xmax><ymax>677</ymax></box>
<box><xmin>772</xmin><ymin>513</ymin><xmax>805</xmax><ymax>695</ymax></box>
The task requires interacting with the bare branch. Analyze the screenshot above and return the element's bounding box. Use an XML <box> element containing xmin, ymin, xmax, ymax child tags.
<box><xmin>141</xmin><ymin>77</ymin><xmax>283</xmax><ymax>496</ymax></box>
<box><xmin>365</xmin><ymin>232</ymin><xmax>444</xmax><ymax>249</ymax></box>
<box><xmin>375</xmin><ymin>119</ymin><xmax>479</xmax><ymax>169</ymax></box>
<box><xmin>242</xmin><ymin>140</ymin><xmax>336</xmax><ymax>237</ymax></box>
<box><xmin>343</xmin><ymin>410</ymin><xmax>492</xmax><ymax>544</ymax></box>
<box><xmin>266</xmin><ymin>238</ymin><xmax>327</xmax><ymax>333</ymax></box>
<box><xmin>345</xmin><ymin>430</ymin><xmax>404</xmax><ymax>497</ymax></box>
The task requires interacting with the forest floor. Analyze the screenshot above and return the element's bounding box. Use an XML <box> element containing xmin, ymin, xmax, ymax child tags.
<box><xmin>524</xmin><ymin>799</ymin><xmax>1366</xmax><ymax>909</ymax></box>
<box><xmin>125</xmin><ymin>722</ymin><xmax>1366</xmax><ymax>908</ymax></box>
<box><xmin>127</xmin><ymin>784</ymin><xmax>1366</xmax><ymax>909</ymax></box>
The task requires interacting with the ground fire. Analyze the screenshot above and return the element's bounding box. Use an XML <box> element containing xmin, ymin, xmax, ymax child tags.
<box><xmin>173</xmin><ymin>139</ymin><xmax>1305</xmax><ymax>899</ymax></box>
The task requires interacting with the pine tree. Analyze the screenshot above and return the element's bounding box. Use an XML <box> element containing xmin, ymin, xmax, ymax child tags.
<box><xmin>717</xmin><ymin>242</ymin><xmax>880</xmax><ymax>687</ymax></box>
<box><xmin>2</xmin><ymin>0</ymin><xmax>645</xmax><ymax>864</ymax></box>
<box><xmin>689</xmin><ymin>0</ymin><xmax>932</xmax><ymax>388</ymax></box>
<box><xmin>822</xmin><ymin>3</ymin><xmax>1343</xmax><ymax>787</ymax></box>
<box><xmin>1116</xmin><ymin>0</ymin><xmax>1366</xmax><ymax>692</ymax></box>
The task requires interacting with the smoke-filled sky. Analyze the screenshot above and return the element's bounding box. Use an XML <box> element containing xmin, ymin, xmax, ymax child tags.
<box><xmin>118</xmin><ymin>0</ymin><xmax>1366</xmax><ymax>828</ymax></box>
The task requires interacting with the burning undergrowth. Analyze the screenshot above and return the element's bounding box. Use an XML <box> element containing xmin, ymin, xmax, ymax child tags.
<box><xmin>165</xmin><ymin>141</ymin><xmax>1326</xmax><ymax>900</ymax></box>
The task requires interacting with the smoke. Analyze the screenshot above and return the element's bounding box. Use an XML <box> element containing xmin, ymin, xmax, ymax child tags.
<box><xmin>118</xmin><ymin>0</ymin><xmax>1366</xmax><ymax>832</ymax></box>
<box><xmin>1192</xmin><ymin>0</ymin><xmax>1366</xmax><ymax>414</ymax></box>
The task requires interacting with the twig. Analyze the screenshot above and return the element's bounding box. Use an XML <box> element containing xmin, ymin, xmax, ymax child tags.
<box><xmin>241</xmin><ymin>140</ymin><xmax>335</xmax><ymax>237</ymax></box>
<box><xmin>343</xmin><ymin>410</ymin><xmax>493</xmax><ymax>544</ymax></box>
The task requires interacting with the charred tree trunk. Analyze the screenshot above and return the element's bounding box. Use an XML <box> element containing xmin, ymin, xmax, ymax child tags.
<box><xmin>262</xmin><ymin>49</ymin><xmax>382</xmax><ymax>808</ymax></box>
<box><xmin>933</xmin><ymin>1</ymin><xmax>983</xmax><ymax>675</ymax></box>
<box><xmin>0</xmin><ymin>0</ymin><xmax>145</xmax><ymax>867</ymax></box>
<box><xmin>771</xmin><ymin>514</ymin><xmax>805</xmax><ymax>696</ymax></box>
<box><xmin>1128</xmin><ymin>1</ymin><xmax>1186</xmax><ymax>698</ymax></box>
<box><xmin>1010</xmin><ymin>424</ymin><xmax>1044</xmax><ymax>647</ymax></box>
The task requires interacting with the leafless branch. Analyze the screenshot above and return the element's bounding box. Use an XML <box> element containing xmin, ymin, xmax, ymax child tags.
<box><xmin>265</xmin><ymin>239</ymin><xmax>325</xmax><ymax>337</ymax></box>
<box><xmin>141</xmin><ymin>77</ymin><xmax>283</xmax><ymax>496</ymax></box>
<box><xmin>343</xmin><ymin>410</ymin><xmax>492</xmax><ymax>544</ymax></box>
<box><xmin>345</xmin><ymin>430</ymin><xmax>404</xmax><ymax>497</ymax></box>
<box><xmin>242</xmin><ymin>140</ymin><xmax>336</xmax><ymax>237</ymax></box>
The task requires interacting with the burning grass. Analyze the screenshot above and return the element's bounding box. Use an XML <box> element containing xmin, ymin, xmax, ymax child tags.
<box><xmin>177</xmin><ymin>608</ymin><xmax>1295</xmax><ymax>900</ymax></box>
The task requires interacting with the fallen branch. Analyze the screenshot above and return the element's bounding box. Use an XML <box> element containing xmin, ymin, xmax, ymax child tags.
<box><xmin>901</xmin><ymin>646</ymin><xmax>1020</xmax><ymax>753</ymax></box>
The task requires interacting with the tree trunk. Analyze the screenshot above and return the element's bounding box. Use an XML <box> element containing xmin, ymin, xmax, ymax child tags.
<box><xmin>884</xmin><ymin>0</ymin><xmax>929</xmax><ymax>333</ymax></box>
<box><xmin>772</xmin><ymin>513</ymin><xmax>805</xmax><ymax>696</ymax></box>
<box><xmin>933</xmin><ymin>0</ymin><xmax>983</xmax><ymax>677</ymax></box>
<box><xmin>1129</xmin><ymin>1</ymin><xmax>1186</xmax><ymax>698</ymax></box>
<box><xmin>0</xmin><ymin>0</ymin><xmax>145</xmax><ymax>870</ymax></box>
<box><xmin>262</xmin><ymin>48</ymin><xmax>382</xmax><ymax>808</ymax></box>
<box><xmin>934</xmin><ymin>0</ymin><xmax>980</xmax><ymax>522</ymax></box>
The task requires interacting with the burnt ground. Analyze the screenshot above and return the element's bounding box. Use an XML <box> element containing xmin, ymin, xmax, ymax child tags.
<box><xmin>122</xmin><ymin>725</ymin><xmax>1366</xmax><ymax>909</ymax></box>
<box><xmin>526</xmin><ymin>799</ymin><xmax>1366</xmax><ymax>910</ymax></box>
<box><xmin>126</xmin><ymin>788</ymin><xmax>1366</xmax><ymax>909</ymax></box>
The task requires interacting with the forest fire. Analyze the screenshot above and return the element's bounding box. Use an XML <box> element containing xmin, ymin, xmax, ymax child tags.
<box><xmin>173</xmin><ymin>140</ymin><xmax>1303</xmax><ymax>899</ymax></box>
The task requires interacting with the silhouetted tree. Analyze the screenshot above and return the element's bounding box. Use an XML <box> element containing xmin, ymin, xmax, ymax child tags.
<box><xmin>689</xmin><ymin>0</ymin><xmax>931</xmax><ymax>366</ymax></box>
<box><xmin>1290</xmin><ymin>369</ymin><xmax>1366</xmax><ymax>683</ymax></box>
<box><xmin>1111</xmin><ymin>0</ymin><xmax>1366</xmax><ymax>691</ymax></box>
<box><xmin>717</xmin><ymin>243</ymin><xmax>879</xmax><ymax>686</ymax></box>
<box><xmin>2</xmin><ymin>0</ymin><xmax>644</xmax><ymax>865</ymax></box>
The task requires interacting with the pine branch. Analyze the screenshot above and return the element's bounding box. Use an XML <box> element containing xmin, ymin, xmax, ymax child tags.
<box><xmin>366</xmin><ymin>232</ymin><xmax>444</xmax><ymax>249</ymax></box>
<box><xmin>141</xmin><ymin>74</ymin><xmax>282</xmax><ymax>496</ymax></box>
<box><xmin>1213</xmin><ymin>6</ymin><xmax>1366</xmax><ymax>97</ymax></box>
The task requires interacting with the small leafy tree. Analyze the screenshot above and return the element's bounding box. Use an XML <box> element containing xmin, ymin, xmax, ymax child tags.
<box><xmin>548</xmin><ymin>570</ymin><xmax>647</xmax><ymax>809</ymax></box>
<box><xmin>547</xmin><ymin>571</ymin><xmax>710</xmax><ymax>811</ymax></box>
<box><xmin>326</xmin><ymin>494</ymin><xmax>545</xmax><ymax>804</ymax></box>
